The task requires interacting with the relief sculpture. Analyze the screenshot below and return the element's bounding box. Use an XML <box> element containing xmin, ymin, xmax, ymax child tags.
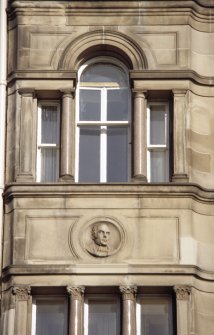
<box><xmin>86</xmin><ymin>222</ymin><xmax>112</xmax><ymax>257</ymax></box>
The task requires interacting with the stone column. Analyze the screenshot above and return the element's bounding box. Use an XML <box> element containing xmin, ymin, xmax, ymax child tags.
<box><xmin>16</xmin><ymin>89</ymin><xmax>36</xmax><ymax>182</ymax></box>
<box><xmin>172</xmin><ymin>90</ymin><xmax>189</xmax><ymax>182</ymax></box>
<box><xmin>60</xmin><ymin>90</ymin><xmax>75</xmax><ymax>182</ymax></box>
<box><xmin>67</xmin><ymin>286</ymin><xmax>85</xmax><ymax>335</ymax></box>
<box><xmin>120</xmin><ymin>285</ymin><xmax>137</xmax><ymax>335</ymax></box>
<box><xmin>133</xmin><ymin>91</ymin><xmax>147</xmax><ymax>182</ymax></box>
<box><xmin>13</xmin><ymin>286</ymin><xmax>31</xmax><ymax>335</ymax></box>
<box><xmin>174</xmin><ymin>285</ymin><xmax>191</xmax><ymax>335</ymax></box>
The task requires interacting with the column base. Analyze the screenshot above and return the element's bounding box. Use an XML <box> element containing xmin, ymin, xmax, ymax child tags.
<box><xmin>59</xmin><ymin>175</ymin><xmax>75</xmax><ymax>183</ymax></box>
<box><xmin>132</xmin><ymin>174</ymin><xmax>147</xmax><ymax>183</ymax></box>
<box><xmin>16</xmin><ymin>174</ymin><xmax>35</xmax><ymax>182</ymax></box>
<box><xmin>172</xmin><ymin>174</ymin><xmax>189</xmax><ymax>183</ymax></box>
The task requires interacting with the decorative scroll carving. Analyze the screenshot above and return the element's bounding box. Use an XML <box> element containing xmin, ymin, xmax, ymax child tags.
<box><xmin>174</xmin><ymin>285</ymin><xmax>191</xmax><ymax>300</ymax></box>
<box><xmin>12</xmin><ymin>286</ymin><xmax>31</xmax><ymax>301</ymax></box>
<box><xmin>67</xmin><ymin>286</ymin><xmax>85</xmax><ymax>301</ymax></box>
<box><xmin>120</xmin><ymin>285</ymin><xmax>137</xmax><ymax>301</ymax></box>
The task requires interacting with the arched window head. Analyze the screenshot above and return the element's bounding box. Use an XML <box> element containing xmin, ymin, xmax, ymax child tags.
<box><xmin>80</xmin><ymin>63</ymin><xmax>128</xmax><ymax>87</ymax></box>
<box><xmin>76</xmin><ymin>59</ymin><xmax>131</xmax><ymax>183</ymax></box>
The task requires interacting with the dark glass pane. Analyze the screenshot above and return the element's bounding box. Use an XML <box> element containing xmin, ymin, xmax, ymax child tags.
<box><xmin>107</xmin><ymin>127</ymin><xmax>128</xmax><ymax>182</ymax></box>
<box><xmin>36</xmin><ymin>299</ymin><xmax>67</xmax><ymax>335</ymax></box>
<box><xmin>81</xmin><ymin>64</ymin><xmax>127</xmax><ymax>86</ymax></box>
<box><xmin>79</xmin><ymin>127</ymin><xmax>100</xmax><ymax>182</ymax></box>
<box><xmin>107</xmin><ymin>89</ymin><xmax>129</xmax><ymax>121</ymax></box>
<box><xmin>79</xmin><ymin>90</ymin><xmax>101</xmax><ymax>121</ymax></box>
<box><xmin>140</xmin><ymin>296</ymin><xmax>173</xmax><ymax>335</ymax></box>
<box><xmin>150</xmin><ymin>105</ymin><xmax>166</xmax><ymax>145</ymax></box>
<box><xmin>41</xmin><ymin>105</ymin><xmax>59</xmax><ymax>144</ymax></box>
<box><xmin>150</xmin><ymin>151</ymin><xmax>168</xmax><ymax>182</ymax></box>
<box><xmin>41</xmin><ymin>148</ymin><xmax>59</xmax><ymax>182</ymax></box>
<box><xmin>88</xmin><ymin>299</ymin><xmax>119</xmax><ymax>335</ymax></box>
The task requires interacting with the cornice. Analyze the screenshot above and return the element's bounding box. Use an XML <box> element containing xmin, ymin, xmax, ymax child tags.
<box><xmin>2</xmin><ymin>264</ymin><xmax>214</xmax><ymax>281</ymax></box>
<box><xmin>7</xmin><ymin>70</ymin><xmax>77</xmax><ymax>83</ymax></box>
<box><xmin>3</xmin><ymin>182</ymin><xmax>214</xmax><ymax>204</ymax></box>
<box><xmin>130</xmin><ymin>70</ymin><xmax>214</xmax><ymax>87</ymax></box>
<box><xmin>7</xmin><ymin>70</ymin><xmax>214</xmax><ymax>88</ymax></box>
<box><xmin>7</xmin><ymin>1</ymin><xmax>214</xmax><ymax>33</ymax></box>
<box><xmin>8</xmin><ymin>1</ymin><xmax>214</xmax><ymax>10</ymax></box>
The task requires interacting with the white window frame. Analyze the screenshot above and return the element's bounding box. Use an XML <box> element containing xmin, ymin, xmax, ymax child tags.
<box><xmin>31</xmin><ymin>296</ymin><xmax>68</xmax><ymax>335</ymax></box>
<box><xmin>75</xmin><ymin>58</ymin><xmax>131</xmax><ymax>183</ymax></box>
<box><xmin>36</xmin><ymin>101</ymin><xmax>60</xmax><ymax>182</ymax></box>
<box><xmin>84</xmin><ymin>294</ymin><xmax>121</xmax><ymax>335</ymax></box>
<box><xmin>147</xmin><ymin>102</ymin><xmax>170</xmax><ymax>183</ymax></box>
<box><xmin>136</xmin><ymin>294</ymin><xmax>173</xmax><ymax>335</ymax></box>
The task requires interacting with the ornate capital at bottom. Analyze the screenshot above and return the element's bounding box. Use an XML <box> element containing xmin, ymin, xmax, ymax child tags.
<box><xmin>12</xmin><ymin>286</ymin><xmax>31</xmax><ymax>301</ymax></box>
<box><xmin>67</xmin><ymin>286</ymin><xmax>85</xmax><ymax>301</ymax></box>
<box><xmin>119</xmin><ymin>285</ymin><xmax>137</xmax><ymax>301</ymax></box>
<box><xmin>174</xmin><ymin>285</ymin><xmax>191</xmax><ymax>300</ymax></box>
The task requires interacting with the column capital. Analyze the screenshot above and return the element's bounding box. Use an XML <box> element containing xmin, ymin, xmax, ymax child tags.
<box><xmin>119</xmin><ymin>285</ymin><xmax>137</xmax><ymax>301</ymax></box>
<box><xmin>67</xmin><ymin>286</ymin><xmax>85</xmax><ymax>301</ymax></box>
<box><xmin>132</xmin><ymin>89</ymin><xmax>147</xmax><ymax>98</ymax></box>
<box><xmin>60</xmin><ymin>89</ymin><xmax>75</xmax><ymax>98</ymax></box>
<box><xmin>172</xmin><ymin>89</ymin><xmax>188</xmax><ymax>96</ymax></box>
<box><xmin>18</xmin><ymin>88</ymin><xmax>35</xmax><ymax>97</ymax></box>
<box><xmin>174</xmin><ymin>285</ymin><xmax>191</xmax><ymax>300</ymax></box>
<box><xmin>12</xmin><ymin>286</ymin><xmax>31</xmax><ymax>301</ymax></box>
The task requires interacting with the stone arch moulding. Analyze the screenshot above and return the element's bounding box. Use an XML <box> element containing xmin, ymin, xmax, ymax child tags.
<box><xmin>57</xmin><ymin>30</ymin><xmax>148</xmax><ymax>71</ymax></box>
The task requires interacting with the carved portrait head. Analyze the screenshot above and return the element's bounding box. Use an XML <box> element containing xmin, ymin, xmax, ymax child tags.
<box><xmin>91</xmin><ymin>222</ymin><xmax>110</xmax><ymax>247</ymax></box>
<box><xmin>70</xmin><ymin>217</ymin><xmax>126</xmax><ymax>260</ymax></box>
<box><xmin>86</xmin><ymin>222</ymin><xmax>112</xmax><ymax>257</ymax></box>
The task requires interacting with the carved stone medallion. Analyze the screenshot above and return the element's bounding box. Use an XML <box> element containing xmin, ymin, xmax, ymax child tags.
<box><xmin>69</xmin><ymin>216</ymin><xmax>126</xmax><ymax>259</ymax></box>
<box><xmin>82</xmin><ymin>217</ymin><xmax>125</xmax><ymax>258</ymax></box>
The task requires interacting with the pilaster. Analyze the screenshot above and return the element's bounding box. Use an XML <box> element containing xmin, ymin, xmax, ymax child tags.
<box><xmin>172</xmin><ymin>90</ymin><xmax>189</xmax><ymax>182</ymax></box>
<box><xmin>13</xmin><ymin>286</ymin><xmax>31</xmax><ymax>335</ymax></box>
<box><xmin>174</xmin><ymin>285</ymin><xmax>191</xmax><ymax>335</ymax></box>
<box><xmin>16</xmin><ymin>89</ymin><xmax>36</xmax><ymax>182</ymax></box>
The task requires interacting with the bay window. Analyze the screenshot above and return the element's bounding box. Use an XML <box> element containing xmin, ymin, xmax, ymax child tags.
<box><xmin>31</xmin><ymin>292</ymin><xmax>174</xmax><ymax>335</ymax></box>
<box><xmin>36</xmin><ymin>64</ymin><xmax>173</xmax><ymax>184</ymax></box>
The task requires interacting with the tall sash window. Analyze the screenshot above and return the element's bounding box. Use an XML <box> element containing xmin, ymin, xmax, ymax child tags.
<box><xmin>76</xmin><ymin>61</ymin><xmax>131</xmax><ymax>182</ymax></box>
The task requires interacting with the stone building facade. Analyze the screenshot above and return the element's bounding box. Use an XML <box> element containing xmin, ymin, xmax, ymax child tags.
<box><xmin>1</xmin><ymin>1</ymin><xmax>214</xmax><ymax>334</ymax></box>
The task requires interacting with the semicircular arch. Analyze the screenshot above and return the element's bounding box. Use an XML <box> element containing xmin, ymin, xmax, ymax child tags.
<box><xmin>57</xmin><ymin>30</ymin><xmax>148</xmax><ymax>71</ymax></box>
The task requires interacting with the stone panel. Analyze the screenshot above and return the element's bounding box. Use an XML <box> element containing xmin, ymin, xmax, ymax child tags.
<box><xmin>135</xmin><ymin>217</ymin><xmax>179</xmax><ymax>262</ymax></box>
<box><xmin>135</xmin><ymin>32</ymin><xmax>177</xmax><ymax>65</ymax></box>
<box><xmin>29</xmin><ymin>33</ymin><xmax>71</xmax><ymax>68</ymax></box>
<box><xmin>25</xmin><ymin>216</ymin><xmax>79</xmax><ymax>261</ymax></box>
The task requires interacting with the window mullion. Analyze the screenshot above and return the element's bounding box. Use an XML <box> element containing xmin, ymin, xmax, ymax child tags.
<box><xmin>100</xmin><ymin>88</ymin><xmax>107</xmax><ymax>182</ymax></box>
<box><xmin>84</xmin><ymin>298</ymin><xmax>89</xmax><ymax>335</ymax></box>
<box><xmin>37</xmin><ymin>105</ymin><xmax>42</xmax><ymax>182</ymax></box>
<box><xmin>165</xmin><ymin>106</ymin><xmax>168</xmax><ymax>147</ymax></box>
<box><xmin>136</xmin><ymin>302</ymin><xmax>141</xmax><ymax>335</ymax></box>
<box><xmin>147</xmin><ymin>106</ymin><xmax>151</xmax><ymax>182</ymax></box>
<box><xmin>31</xmin><ymin>300</ymin><xmax>37</xmax><ymax>335</ymax></box>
